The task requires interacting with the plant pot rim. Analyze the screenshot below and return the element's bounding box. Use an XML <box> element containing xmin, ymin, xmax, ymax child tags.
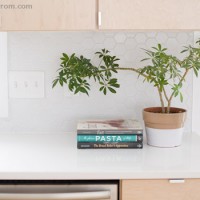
<box><xmin>143</xmin><ymin>107</ymin><xmax>187</xmax><ymax>115</ymax></box>
<box><xmin>143</xmin><ymin>107</ymin><xmax>187</xmax><ymax>129</ymax></box>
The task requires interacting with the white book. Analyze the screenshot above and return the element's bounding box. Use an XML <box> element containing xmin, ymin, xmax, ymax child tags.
<box><xmin>77</xmin><ymin>119</ymin><xmax>143</xmax><ymax>134</ymax></box>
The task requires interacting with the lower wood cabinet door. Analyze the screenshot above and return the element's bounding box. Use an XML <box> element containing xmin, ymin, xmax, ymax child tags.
<box><xmin>121</xmin><ymin>179</ymin><xmax>200</xmax><ymax>200</ymax></box>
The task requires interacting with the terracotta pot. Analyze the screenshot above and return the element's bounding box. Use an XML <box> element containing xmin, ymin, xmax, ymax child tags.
<box><xmin>143</xmin><ymin>107</ymin><xmax>187</xmax><ymax>148</ymax></box>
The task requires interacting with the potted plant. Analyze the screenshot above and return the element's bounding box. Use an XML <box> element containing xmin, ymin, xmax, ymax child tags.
<box><xmin>53</xmin><ymin>40</ymin><xmax>200</xmax><ymax>148</ymax></box>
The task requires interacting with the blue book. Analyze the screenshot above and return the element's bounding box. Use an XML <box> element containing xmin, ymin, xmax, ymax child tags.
<box><xmin>77</xmin><ymin>134</ymin><xmax>143</xmax><ymax>142</ymax></box>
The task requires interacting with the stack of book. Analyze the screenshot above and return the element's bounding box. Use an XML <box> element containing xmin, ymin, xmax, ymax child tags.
<box><xmin>77</xmin><ymin>119</ymin><xmax>143</xmax><ymax>149</ymax></box>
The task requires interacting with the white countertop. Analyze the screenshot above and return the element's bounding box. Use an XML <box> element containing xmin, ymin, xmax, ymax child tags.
<box><xmin>0</xmin><ymin>132</ymin><xmax>200</xmax><ymax>180</ymax></box>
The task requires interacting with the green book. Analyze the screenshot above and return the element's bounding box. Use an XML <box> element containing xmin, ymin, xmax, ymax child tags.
<box><xmin>77</xmin><ymin>134</ymin><xmax>140</xmax><ymax>142</ymax></box>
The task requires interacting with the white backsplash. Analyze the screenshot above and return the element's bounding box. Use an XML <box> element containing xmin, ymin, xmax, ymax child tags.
<box><xmin>0</xmin><ymin>32</ymin><xmax>194</xmax><ymax>132</ymax></box>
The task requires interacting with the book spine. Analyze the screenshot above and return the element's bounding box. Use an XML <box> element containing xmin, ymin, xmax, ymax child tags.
<box><xmin>77</xmin><ymin>142</ymin><xmax>143</xmax><ymax>149</ymax></box>
<box><xmin>77</xmin><ymin>130</ymin><xmax>143</xmax><ymax>135</ymax></box>
<box><xmin>77</xmin><ymin>134</ymin><xmax>143</xmax><ymax>143</ymax></box>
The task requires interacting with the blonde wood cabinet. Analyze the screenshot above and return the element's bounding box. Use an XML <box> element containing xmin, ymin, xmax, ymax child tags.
<box><xmin>98</xmin><ymin>0</ymin><xmax>200</xmax><ymax>30</ymax></box>
<box><xmin>1</xmin><ymin>0</ymin><xmax>200</xmax><ymax>31</ymax></box>
<box><xmin>0</xmin><ymin>0</ymin><xmax>96</xmax><ymax>31</ymax></box>
<box><xmin>121</xmin><ymin>179</ymin><xmax>200</xmax><ymax>200</ymax></box>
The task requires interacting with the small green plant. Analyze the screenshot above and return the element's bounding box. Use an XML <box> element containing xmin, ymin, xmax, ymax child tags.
<box><xmin>53</xmin><ymin>40</ymin><xmax>200</xmax><ymax>114</ymax></box>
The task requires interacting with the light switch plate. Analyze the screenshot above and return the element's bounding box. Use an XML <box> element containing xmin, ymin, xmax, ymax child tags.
<box><xmin>9</xmin><ymin>71</ymin><xmax>45</xmax><ymax>98</ymax></box>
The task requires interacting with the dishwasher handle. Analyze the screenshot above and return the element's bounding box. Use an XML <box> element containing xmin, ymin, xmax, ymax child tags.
<box><xmin>0</xmin><ymin>191</ymin><xmax>111</xmax><ymax>200</ymax></box>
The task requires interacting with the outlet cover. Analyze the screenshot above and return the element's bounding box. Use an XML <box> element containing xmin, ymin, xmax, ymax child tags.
<box><xmin>9</xmin><ymin>71</ymin><xmax>45</xmax><ymax>98</ymax></box>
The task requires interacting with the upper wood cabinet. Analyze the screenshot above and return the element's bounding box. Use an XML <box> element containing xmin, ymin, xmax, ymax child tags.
<box><xmin>98</xmin><ymin>0</ymin><xmax>200</xmax><ymax>30</ymax></box>
<box><xmin>0</xmin><ymin>0</ymin><xmax>96</xmax><ymax>31</ymax></box>
<box><xmin>1</xmin><ymin>0</ymin><xmax>200</xmax><ymax>31</ymax></box>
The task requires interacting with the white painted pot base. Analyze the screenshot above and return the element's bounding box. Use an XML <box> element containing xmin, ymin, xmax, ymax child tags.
<box><xmin>146</xmin><ymin>127</ymin><xmax>184</xmax><ymax>148</ymax></box>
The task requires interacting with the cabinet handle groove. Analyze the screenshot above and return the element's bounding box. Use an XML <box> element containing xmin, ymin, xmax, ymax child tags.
<box><xmin>169</xmin><ymin>179</ymin><xmax>185</xmax><ymax>184</ymax></box>
<box><xmin>98</xmin><ymin>11</ymin><xmax>102</xmax><ymax>27</ymax></box>
<box><xmin>0</xmin><ymin>16</ymin><xmax>2</xmax><ymax>28</ymax></box>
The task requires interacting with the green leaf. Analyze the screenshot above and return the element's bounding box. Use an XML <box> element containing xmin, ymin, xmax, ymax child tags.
<box><xmin>108</xmin><ymin>87</ymin><xmax>116</xmax><ymax>93</ymax></box>
<box><xmin>111</xmin><ymin>83</ymin><xmax>120</xmax><ymax>88</ymax></box>
<box><xmin>77</xmin><ymin>77</ymin><xmax>82</xmax><ymax>83</ymax></box>
<box><xmin>59</xmin><ymin>79</ymin><xmax>63</xmax><ymax>87</ymax></box>
<box><xmin>63</xmin><ymin>53</ymin><xmax>69</xmax><ymax>60</ymax></box>
<box><xmin>174</xmin><ymin>91</ymin><xmax>179</xmax><ymax>97</ymax></box>
<box><xmin>180</xmin><ymin>93</ymin><xmax>183</xmax><ymax>102</ymax></box>
<box><xmin>99</xmin><ymin>86</ymin><xmax>104</xmax><ymax>91</ymax></box>
<box><xmin>141</xmin><ymin>58</ymin><xmax>150</xmax><ymax>62</ymax></box>
<box><xmin>158</xmin><ymin>44</ymin><xmax>161</xmax><ymax>50</ymax></box>
<box><xmin>181</xmin><ymin>49</ymin><xmax>188</xmax><ymax>53</ymax></box>
<box><xmin>52</xmin><ymin>79</ymin><xmax>58</xmax><ymax>88</ymax></box>
<box><xmin>194</xmin><ymin>67</ymin><xmax>198</xmax><ymax>77</ymax></box>
<box><xmin>68</xmin><ymin>83</ymin><xmax>74</xmax><ymax>91</ymax></box>
<box><xmin>74</xmin><ymin>88</ymin><xmax>80</xmax><ymax>94</ymax></box>
<box><xmin>62</xmin><ymin>78</ymin><xmax>67</xmax><ymax>83</ymax></box>
<box><xmin>111</xmin><ymin>69</ymin><xmax>118</xmax><ymax>73</ymax></box>
<box><xmin>108</xmin><ymin>78</ymin><xmax>117</xmax><ymax>84</ymax></box>
<box><xmin>79</xmin><ymin>87</ymin><xmax>89</xmax><ymax>95</ymax></box>
<box><xmin>99</xmin><ymin>81</ymin><xmax>104</xmax><ymax>85</ymax></box>
<box><xmin>103</xmin><ymin>87</ymin><xmax>107</xmax><ymax>95</ymax></box>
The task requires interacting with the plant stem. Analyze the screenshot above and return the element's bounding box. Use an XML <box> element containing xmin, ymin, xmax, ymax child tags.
<box><xmin>118</xmin><ymin>67</ymin><xmax>166</xmax><ymax>112</ymax></box>
<box><xmin>97</xmin><ymin>58</ymin><xmax>103</xmax><ymax>69</ymax></box>
<box><xmin>96</xmin><ymin>67</ymin><xmax>147</xmax><ymax>79</ymax></box>
<box><xmin>163</xmin><ymin>87</ymin><xmax>169</xmax><ymax>102</ymax></box>
<box><xmin>167</xmin><ymin>68</ymin><xmax>189</xmax><ymax>113</ymax></box>
<box><xmin>117</xmin><ymin>67</ymin><xmax>148</xmax><ymax>79</ymax></box>
<box><xmin>157</xmin><ymin>87</ymin><xmax>165</xmax><ymax>113</ymax></box>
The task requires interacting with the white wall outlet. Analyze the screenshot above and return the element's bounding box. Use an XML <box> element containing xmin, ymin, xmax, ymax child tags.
<box><xmin>9</xmin><ymin>71</ymin><xmax>45</xmax><ymax>98</ymax></box>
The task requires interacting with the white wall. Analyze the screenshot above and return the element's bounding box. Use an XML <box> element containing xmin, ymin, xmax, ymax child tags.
<box><xmin>0</xmin><ymin>32</ymin><xmax>194</xmax><ymax>132</ymax></box>
<box><xmin>0</xmin><ymin>33</ymin><xmax>8</xmax><ymax>118</ymax></box>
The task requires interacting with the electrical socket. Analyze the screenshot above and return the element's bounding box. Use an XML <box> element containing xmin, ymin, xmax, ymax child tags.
<box><xmin>9</xmin><ymin>71</ymin><xmax>45</xmax><ymax>98</ymax></box>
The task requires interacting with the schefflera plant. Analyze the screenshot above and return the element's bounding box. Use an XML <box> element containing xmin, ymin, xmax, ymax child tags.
<box><xmin>53</xmin><ymin>49</ymin><xmax>121</xmax><ymax>95</ymax></box>
<box><xmin>53</xmin><ymin>40</ymin><xmax>200</xmax><ymax>114</ymax></box>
